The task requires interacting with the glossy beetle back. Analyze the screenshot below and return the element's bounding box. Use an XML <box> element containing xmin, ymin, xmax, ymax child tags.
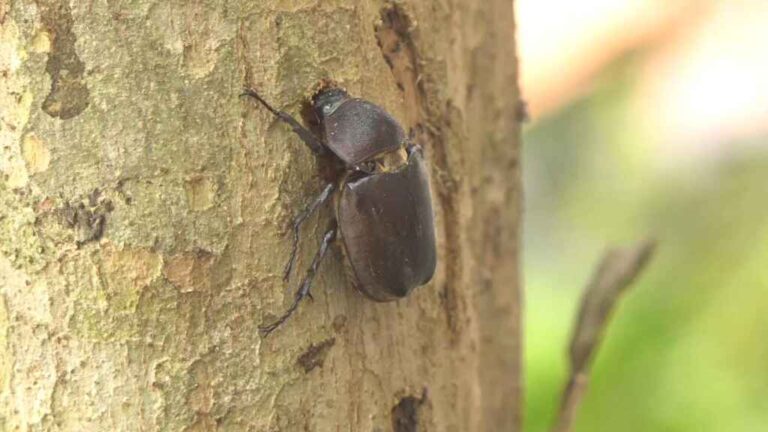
<box><xmin>321</xmin><ymin>98</ymin><xmax>405</xmax><ymax>166</ymax></box>
<box><xmin>337</xmin><ymin>150</ymin><xmax>436</xmax><ymax>301</ymax></box>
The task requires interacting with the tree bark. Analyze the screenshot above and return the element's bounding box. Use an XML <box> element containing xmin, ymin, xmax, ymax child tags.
<box><xmin>0</xmin><ymin>1</ymin><xmax>522</xmax><ymax>430</ymax></box>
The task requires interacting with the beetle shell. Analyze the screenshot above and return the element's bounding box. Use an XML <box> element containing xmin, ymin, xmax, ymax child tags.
<box><xmin>324</xmin><ymin>98</ymin><xmax>406</xmax><ymax>166</ymax></box>
<box><xmin>337</xmin><ymin>150</ymin><xmax>437</xmax><ymax>301</ymax></box>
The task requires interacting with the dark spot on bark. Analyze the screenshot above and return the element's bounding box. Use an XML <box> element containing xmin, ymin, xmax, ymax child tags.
<box><xmin>332</xmin><ymin>314</ymin><xmax>347</xmax><ymax>333</ymax></box>
<box><xmin>88</xmin><ymin>188</ymin><xmax>101</xmax><ymax>207</ymax></box>
<box><xmin>296</xmin><ymin>338</ymin><xmax>335</xmax><ymax>373</ymax></box>
<box><xmin>58</xmin><ymin>189</ymin><xmax>113</xmax><ymax>246</ymax></box>
<box><xmin>36</xmin><ymin>0</ymin><xmax>90</xmax><ymax>119</ymax></box>
<box><xmin>115</xmin><ymin>178</ymin><xmax>134</xmax><ymax>205</ymax></box>
<box><xmin>391</xmin><ymin>389</ymin><xmax>427</xmax><ymax>432</ymax></box>
<box><xmin>375</xmin><ymin>3</ymin><xmax>421</xmax><ymax>100</ymax></box>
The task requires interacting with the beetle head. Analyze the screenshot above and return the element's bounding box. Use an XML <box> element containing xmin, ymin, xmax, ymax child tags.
<box><xmin>313</xmin><ymin>88</ymin><xmax>350</xmax><ymax>121</ymax></box>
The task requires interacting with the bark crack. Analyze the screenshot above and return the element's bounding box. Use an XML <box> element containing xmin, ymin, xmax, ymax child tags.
<box><xmin>375</xmin><ymin>2</ymin><xmax>465</xmax><ymax>342</ymax></box>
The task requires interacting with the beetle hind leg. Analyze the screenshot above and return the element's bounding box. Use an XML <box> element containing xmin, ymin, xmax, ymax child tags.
<box><xmin>283</xmin><ymin>182</ymin><xmax>336</xmax><ymax>281</ymax></box>
<box><xmin>259</xmin><ymin>223</ymin><xmax>338</xmax><ymax>337</ymax></box>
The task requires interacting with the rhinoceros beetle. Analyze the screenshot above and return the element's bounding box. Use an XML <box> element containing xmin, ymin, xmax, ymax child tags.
<box><xmin>241</xmin><ymin>86</ymin><xmax>437</xmax><ymax>336</ymax></box>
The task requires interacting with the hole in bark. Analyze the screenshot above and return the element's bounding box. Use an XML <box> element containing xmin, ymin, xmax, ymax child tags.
<box><xmin>391</xmin><ymin>389</ymin><xmax>427</xmax><ymax>432</ymax></box>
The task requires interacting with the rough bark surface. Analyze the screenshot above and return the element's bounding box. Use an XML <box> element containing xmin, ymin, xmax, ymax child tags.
<box><xmin>0</xmin><ymin>1</ymin><xmax>522</xmax><ymax>430</ymax></box>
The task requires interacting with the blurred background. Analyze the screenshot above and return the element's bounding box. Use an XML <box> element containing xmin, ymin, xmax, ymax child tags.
<box><xmin>516</xmin><ymin>0</ymin><xmax>768</xmax><ymax>431</ymax></box>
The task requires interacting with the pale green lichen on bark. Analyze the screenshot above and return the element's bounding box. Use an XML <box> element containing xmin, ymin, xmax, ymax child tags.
<box><xmin>0</xmin><ymin>184</ymin><xmax>45</xmax><ymax>270</ymax></box>
<box><xmin>0</xmin><ymin>277</ymin><xmax>11</xmax><ymax>430</ymax></box>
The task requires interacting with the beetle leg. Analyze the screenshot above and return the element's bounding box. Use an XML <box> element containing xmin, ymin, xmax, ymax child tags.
<box><xmin>240</xmin><ymin>88</ymin><xmax>326</xmax><ymax>155</ymax></box>
<box><xmin>283</xmin><ymin>182</ymin><xmax>337</xmax><ymax>281</ymax></box>
<box><xmin>406</xmin><ymin>142</ymin><xmax>423</xmax><ymax>156</ymax></box>
<box><xmin>259</xmin><ymin>224</ymin><xmax>337</xmax><ymax>337</ymax></box>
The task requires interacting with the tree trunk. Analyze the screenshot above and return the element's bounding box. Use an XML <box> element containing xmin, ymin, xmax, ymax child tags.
<box><xmin>0</xmin><ymin>1</ymin><xmax>522</xmax><ymax>430</ymax></box>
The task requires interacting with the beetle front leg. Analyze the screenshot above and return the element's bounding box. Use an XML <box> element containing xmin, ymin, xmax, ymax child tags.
<box><xmin>240</xmin><ymin>88</ymin><xmax>326</xmax><ymax>155</ymax></box>
<box><xmin>259</xmin><ymin>223</ymin><xmax>338</xmax><ymax>337</ymax></box>
<box><xmin>406</xmin><ymin>142</ymin><xmax>423</xmax><ymax>156</ymax></box>
<box><xmin>283</xmin><ymin>182</ymin><xmax>336</xmax><ymax>281</ymax></box>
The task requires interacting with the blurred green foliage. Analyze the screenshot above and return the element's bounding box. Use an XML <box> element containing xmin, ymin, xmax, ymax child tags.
<box><xmin>523</xmin><ymin>56</ymin><xmax>768</xmax><ymax>432</ymax></box>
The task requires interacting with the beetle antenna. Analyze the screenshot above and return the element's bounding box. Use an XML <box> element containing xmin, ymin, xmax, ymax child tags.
<box><xmin>240</xmin><ymin>88</ymin><xmax>280</xmax><ymax>116</ymax></box>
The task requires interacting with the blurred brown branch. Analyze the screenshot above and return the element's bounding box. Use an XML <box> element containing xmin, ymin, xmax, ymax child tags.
<box><xmin>553</xmin><ymin>239</ymin><xmax>657</xmax><ymax>432</ymax></box>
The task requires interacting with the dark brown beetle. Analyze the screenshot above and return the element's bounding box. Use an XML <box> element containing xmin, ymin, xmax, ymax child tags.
<box><xmin>241</xmin><ymin>86</ymin><xmax>437</xmax><ymax>336</ymax></box>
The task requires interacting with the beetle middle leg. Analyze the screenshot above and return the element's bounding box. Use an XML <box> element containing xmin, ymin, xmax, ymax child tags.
<box><xmin>240</xmin><ymin>88</ymin><xmax>326</xmax><ymax>155</ymax></box>
<box><xmin>260</xmin><ymin>222</ymin><xmax>338</xmax><ymax>336</ymax></box>
<box><xmin>283</xmin><ymin>182</ymin><xmax>336</xmax><ymax>281</ymax></box>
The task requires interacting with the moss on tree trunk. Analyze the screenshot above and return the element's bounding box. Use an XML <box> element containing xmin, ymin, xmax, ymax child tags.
<box><xmin>0</xmin><ymin>1</ymin><xmax>522</xmax><ymax>430</ymax></box>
